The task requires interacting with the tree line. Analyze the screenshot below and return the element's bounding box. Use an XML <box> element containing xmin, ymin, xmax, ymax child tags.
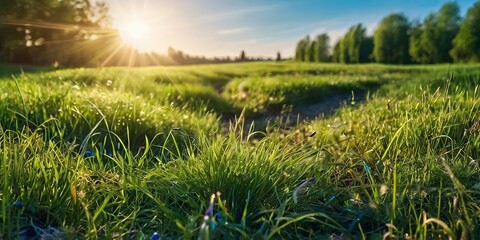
<box><xmin>0</xmin><ymin>0</ymin><xmax>116</xmax><ymax>66</ymax></box>
<box><xmin>0</xmin><ymin>0</ymin><xmax>272</xmax><ymax>67</ymax></box>
<box><xmin>295</xmin><ymin>1</ymin><xmax>480</xmax><ymax>64</ymax></box>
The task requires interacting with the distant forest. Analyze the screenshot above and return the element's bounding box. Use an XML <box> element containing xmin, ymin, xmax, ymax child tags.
<box><xmin>1</xmin><ymin>1</ymin><xmax>479</xmax><ymax>67</ymax></box>
<box><xmin>0</xmin><ymin>1</ymin><xmax>265</xmax><ymax>67</ymax></box>
<box><xmin>295</xmin><ymin>1</ymin><xmax>480</xmax><ymax>64</ymax></box>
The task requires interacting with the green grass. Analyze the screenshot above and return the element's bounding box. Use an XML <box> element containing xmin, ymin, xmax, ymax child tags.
<box><xmin>224</xmin><ymin>74</ymin><xmax>386</xmax><ymax>114</ymax></box>
<box><xmin>0</xmin><ymin>62</ymin><xmax>480</xmax><ymax>239</ymax></box>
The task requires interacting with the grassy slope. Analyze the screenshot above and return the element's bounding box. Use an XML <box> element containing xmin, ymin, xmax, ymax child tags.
<box><xmin>0</xmin><ymin>62</ymin><xmax>479</xmax><ymax>239</ymax></box>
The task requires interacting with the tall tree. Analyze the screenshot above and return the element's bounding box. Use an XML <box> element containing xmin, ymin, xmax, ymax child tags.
<box><xmin>450</xmin><ymin>1</ymin><xmax>480</xmax><ymax>62</ymax></box>
<box><xmin>276</xmin><ymin>51</ymin><xmax>282</xmax><ymax>61</ymax></box>
<box><xmin>410</xmin><ymin>2</ymin><xmax>460</xmax><ymax>63</ymax></box>
<box><xmin>335</xmin><ymin>24</ymin><xmax>372</xmax><ymax>63</ymax></box>
<box><xmin>409</xmin><ymin>20</ymin><xmax>426</xmax><ymax>63</ymax></box>
<box><xmin>437</xmin><ymin>2</ymin><xmax>461</xmax><ymax>62</ymax></box>
<box><xmin>346</xmin><ymin>24</ymin><xmax>371</xmax><ymax>63</ymax></box>
<box><xmin>303</xmin><ymin>35</ymin><xmax>313</xmax><ymax>62</ymax></box>
<box><xmin>360</xmin><ymin>36</ymin><xmax>374</xmax><ymax>63</ymax></box>
<box><xmin>294</xmin><ymin>35</ymin><xmax>313</xmax><ymax>62</ymax></box>
<box><xmin>305</xmin><ymin>39</ymin><xmax>314</xmax><ymax>62</ymax></box>
<box><xmin>294</xmin><ymin>37</ymin><xmax>307</xmax><ymax>61</ymax></box>
<box><xmin>313</xmin><ymin>33</ymin><xmax>330</xmax><ymax>62</ymax></box>
<box><xmin>332</xmin><ymin>39</ymin><xmax>342</xmax><ymax>63</ymax></box>
<box><xmin>409</xmin><ymin>15</ymin><xmax>439</xmax><ymax>63</ymax></box>
<box><xmin>0</xmin><ymin>0</ymin><xmax>113</xmax><ymax>66</ymax></box>
<box><xmin>239</xmin><ymin>50</ymin><xmax>246</xmax><ymax>61</ymax></box>
<box><xmin>374</xmin><ymin>13</ymin><xmax>411</xmax><ymax>64</ymax></box>
<box><xmin>339</xmin><ymin>38</ymin><xmax>349</xmax><ymax>63</ymax></box>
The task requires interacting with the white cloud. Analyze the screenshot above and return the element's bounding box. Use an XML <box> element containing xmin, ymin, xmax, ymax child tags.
<box><xmin>218</xmin><ymin>27</ymin><xmax>252</xmax><ymax>35</ymax></box>
<box><xmin>200</xmin><ymin>3</ymin><xmax>288</xmax><ymax>22</ymax></box>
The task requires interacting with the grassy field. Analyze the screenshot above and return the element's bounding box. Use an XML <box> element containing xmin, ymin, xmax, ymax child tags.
<box><xmin>0</xmin><ymin>62</ymin><xmax>479</xmax><ymax>239</ymax></box>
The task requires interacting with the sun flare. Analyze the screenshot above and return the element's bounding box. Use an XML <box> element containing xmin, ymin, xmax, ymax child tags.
<box><xmin>118</xmin><ymin>19</ymin><xmax>150</xmax><ymax>48</ymax></box>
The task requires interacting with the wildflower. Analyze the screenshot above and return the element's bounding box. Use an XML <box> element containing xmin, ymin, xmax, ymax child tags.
<box><xmin>215</xmin><ymin>212</ymin><xmax>224</xmax><ymax>221</ymax></box>
<box><xmin>204</xmin><ymin>194</ymin><xmax>215</xmax><ymax>216</ymax></box>
<box><xmin>77</xmin><ymin>191</ymin><xmax>86</xmax><ymax>199</ymax></box>
<box><xmin>85</xmin><ymin>151</ymin><xmax>94</xmax><ymax>157</ymax></box>
<box><xmin>362</xmin><ymin>160</ymin><xmax>371</xmax><ymax>174</ymax></box>
<box><xmin>151</xmin><ymin>232</ymin><xmax>160</xmax><ymax>240</ymax></box>
<box><xmin>13</xmin><ymin>201</ymin><xmax>22</xmax><ymax>208</ymax></box>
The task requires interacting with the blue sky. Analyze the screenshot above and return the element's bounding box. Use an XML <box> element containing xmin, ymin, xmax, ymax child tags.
<box><xmin>103</xmin><ymin>0</ymin><xmax>478</xmax><ymax>58</ymax></box>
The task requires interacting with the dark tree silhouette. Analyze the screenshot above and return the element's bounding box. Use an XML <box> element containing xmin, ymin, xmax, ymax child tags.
<box><xmin>0</xmin><ymin>0</ymin><xmax>116</xmax><ymax>66</ymax></box>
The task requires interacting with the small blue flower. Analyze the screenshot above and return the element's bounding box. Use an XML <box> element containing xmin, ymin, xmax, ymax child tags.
<box><xmin>13</xmin><ymin>201</ymin><xmax>22</xmax><ymax>208</ymax></box>
<box><xmin>215</xmin><ymin>212</ymin><xmax>224</xmax><ymax>221</ymax></box>
<box><xmin>152</xmin><ymin>231</ymin><xmax>160</xmax><ymax>240</ymax></box>
<box><xmin>85</xmin><ymin>151</ymin><xmax>94</xmax><ymax>157</ymax></box>
<box><xmin>107</xmin><ymin>151</ymin><xmax>112</xmax><ymax>157</ymax></box>
<box><xmin>362</xmin><ymin>160</ymin><xmax>371</xmax><ymax>174</ymax></box>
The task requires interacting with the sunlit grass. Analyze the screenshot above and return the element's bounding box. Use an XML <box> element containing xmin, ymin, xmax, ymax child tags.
<box><xmin>0</xmin><ymin>62</ymin><xmax>480</xmax><ymax>238</ymax></box>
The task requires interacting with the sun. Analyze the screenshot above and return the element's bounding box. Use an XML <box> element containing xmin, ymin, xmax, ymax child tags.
<box><xmin>118</xmin><ymin>19</ymin><xmax>150</xmax><ymax>49</ymax></box>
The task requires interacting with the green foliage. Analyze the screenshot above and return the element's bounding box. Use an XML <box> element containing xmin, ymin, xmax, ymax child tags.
<box><xmin>302</xmin><ymin>36</ymin><xmax>312</xmax><ymax>62</ymax></box>
<box><xmin>296</xmin><ymin>34</ymin><xmax>330</xmax><ymax>63</ymax></box>
<box><xmin>450</xmin><ymin>1</ymin><xmax>480</xmax><ymax>62</ymax></box>
<box><xmin>1</xmin><ymin>62</ymin><xmax>480</xmax><ymax>239</ymax></box>
<box><xmin>294</xmin><ymin>37</ymin><xmax>307</xmax><ymax>61</ymax></box>
<box><xmin>410</xmin><ymin>2</ymin><xmax>460</xmax><ymax>63</ymax></box>
<box><xmin>374</xmin><ymin>13</ymin><xmax>411</xmax><ymax>64</ymax></box>
<box><xmin>335</xmin><ymin>24</ymin><xmax>372</xmax><ymax>63</ymax></box>
<box><xmin>339</xmin><ymin>38</ymin><xmax>349</xmax><ymax>63</ymax></box>
<box><xmin>0</xmin><ymin>0</ymin><xmax>116</xmax><ymax>66</ymax></box>
<box><xmin>332</xmin><ymin>40</ymin><xmax>341</xmax><ymax>63</ymax></box>
<box><xmin>313</xmin><ymin>34</ymin><xmax>330</xmax><ymax>62</ymax></box>
<box><xmin>437</xmin><ymin>2</ymin><xmax>461</xmax><ymax>62</ymax></box>
<box><xmin>224</xmin><ymin>72</ymin><xmax>383</xmax><ymax>114</ymax></box>
<box><xmin>308</xmin><ymin>67</ymin><xmax>480</xmax><ymax>238</ymax></box>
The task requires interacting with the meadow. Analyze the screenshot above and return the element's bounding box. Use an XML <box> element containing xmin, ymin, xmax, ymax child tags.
<box><xmin>0</xmin><ymin>62</ymin><xmax>479</xmax><ymax>239</ymax></box>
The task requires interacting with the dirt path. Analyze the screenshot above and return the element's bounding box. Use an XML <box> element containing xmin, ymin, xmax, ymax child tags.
<box><xmin>284</xmin><ymin>91</ymin><xmax>365</xmax><ymax>122</ymax></box>
<box><xmin>223</xmin><ymin>91</ymin><xmax>366</xmax><ymax>131</ymax></box>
